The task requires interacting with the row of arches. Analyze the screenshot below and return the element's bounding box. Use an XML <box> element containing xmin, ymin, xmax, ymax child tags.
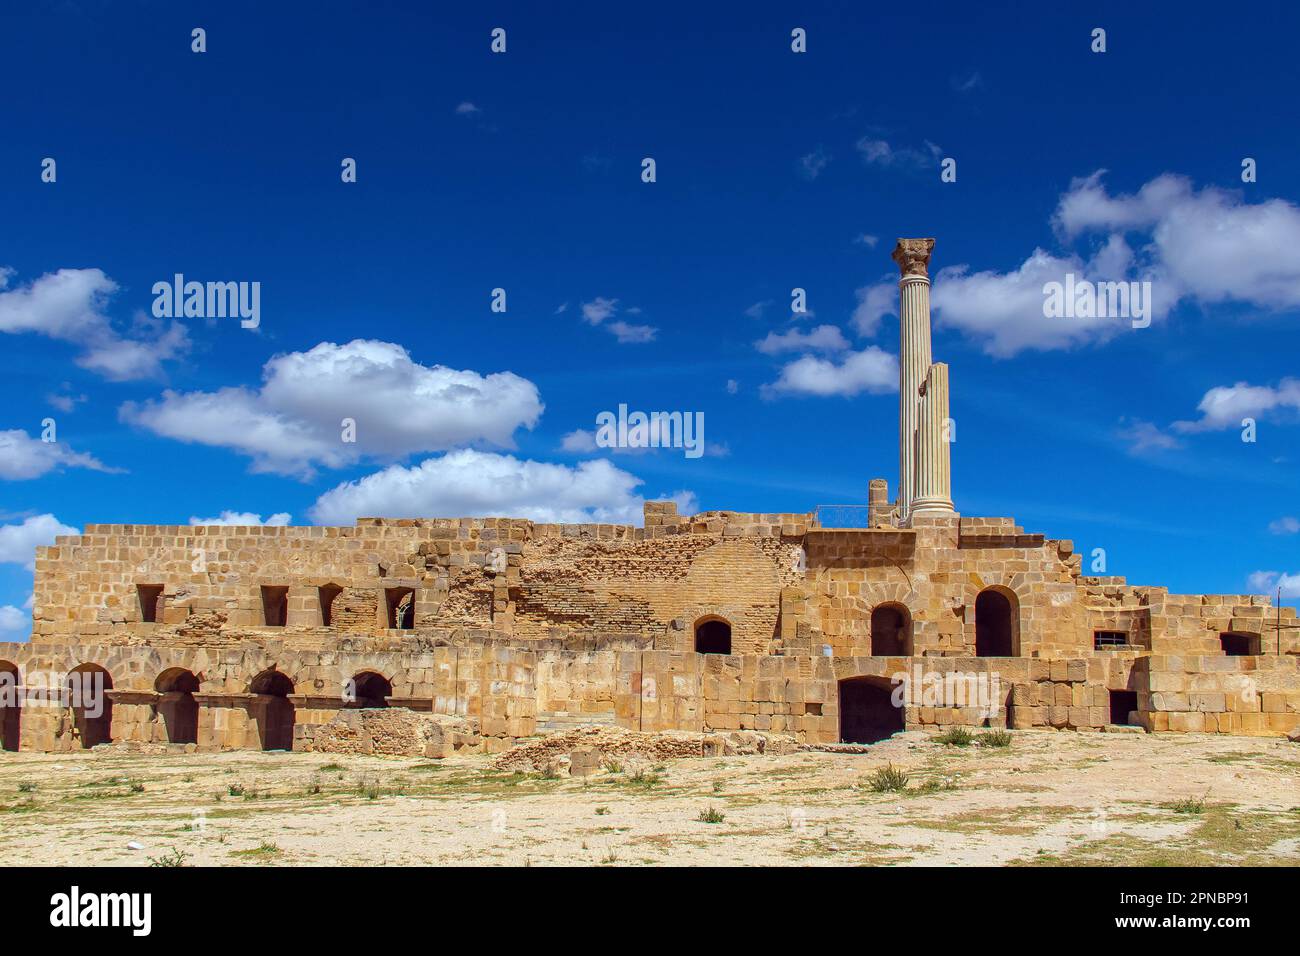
<box><xmin>689</xmin><ymin>587</ymin><xmax>1021</xmax><ymax>658</ymax></box>
<box><xmin>0</xmin><ymin>663</ymin><xmax>398</xmax><ymax>753</ymax></box>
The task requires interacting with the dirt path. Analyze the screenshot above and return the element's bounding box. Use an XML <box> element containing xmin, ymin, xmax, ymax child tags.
<box><xmin>1</xmin><ymin>730</ymin><xmax>1297</xmax><ymax>866</ymax></box>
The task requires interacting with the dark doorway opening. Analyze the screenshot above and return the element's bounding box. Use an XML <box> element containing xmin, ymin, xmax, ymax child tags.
<box><xmin>838</xmin><ymin>677</ymin><xmax>904</xmax><ymax>744</ymax></box>
<box><xmin>250</xmin><ymin>670</ymin><xmax>295</xmax><ymax>751</ymax></box>
<box><xmin>694</xmin><ymin>618</ymin><xmax>732</xmax><ymax>654</ymax></box>
<box><xmin>137</xmin><ymin>584</ymin><xmax>164</xmax><ymax>623</ymax></box>
<box><xmin>67</xmin><ymin>664</ymin><xmax>114</xmax><ymax>748</ymax></box>
<box><xmin>385</xmin><ymin>588</ymin><xmax>415</xmax><ymax>630</ymax></box>
<box><xmin>1220</xmin><ymin>632</ymin><xmax>1259</xmax><ymax>656</ymax></box>
<box><xmin>0</xmin><ymin>662</ymin><xmax>19</xmax><ymax>751</ymax></box>
<box><xmin>155</xmin><ymin>668</ymin><xmax>200</xmax><ymax>745</ymax></box>
<box><xmin>261</xmin><ymin>586</ymin><xmax>289</xmax><ymax>627</ymax></box>
<box><xmin>870</xmin><ymin>604</ymin><xmax>911</xmax><ymax>656</ymax></box>
<box><xmin>975</xmin><ymin>589</ymin><xmax>1016</xmax><ymax>657</ymax></box>
<box><xmin>347</xmin><ymin>671</ymin><xmax>392</xmax><ymax>708</ymax></box>
<box><xmin>1109</xmin><ymin>690</ymin><xmax>1139</xmax><ymax>725</ymax></box>
<box><xmin>319</xmin><ymin>584</ymin><xmax>343</xmax><ymax>626</ymax></box>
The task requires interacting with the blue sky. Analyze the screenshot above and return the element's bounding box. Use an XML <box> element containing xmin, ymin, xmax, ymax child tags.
<box><xmin>2</xmin><ymin>1</ymin><xmax>1298</xmax><ymax>638</ymax></box>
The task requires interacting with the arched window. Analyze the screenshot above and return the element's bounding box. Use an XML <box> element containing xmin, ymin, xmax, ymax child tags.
<box><xmin>155</xmin><ymin>668</ymin><xmax>201</xmax><ymax>745</ymax></box>
<box><xmin>346</xmin><ymin>671</ymin><xmax>392</xmax><ymax>708</ymax></box>
<box><xmin>249</xmin><ymin>669</ymin><xmax>295</xmax><ymax>751</ymax></box>
<box><xmin>0</xmin><ymin>661</ymin><xmax>19</xmax><ymax>752</ymax></box>
<box><xmin>870</xmin><ymin>604</ymin><xmax>912</xmax><ymax>656</ymax></box>
<box><xmin>67</xmin><ymin>663</ymin><xmax>114</xmax><ymax>748</ymax></box>
<box><xmin>975</xmin><ymin>588</ymin><xmax>1018</xmax><ymax>657</ymax></box>
<box><xmin>694</xmin><ymin>617</ymin><xmax>732</xmax><ymax>654</ymax></box>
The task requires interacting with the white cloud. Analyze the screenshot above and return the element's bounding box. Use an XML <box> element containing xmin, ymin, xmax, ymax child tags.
<box><xmin>855</xmin><ymin>137</ymin><xmax>942</xmax><ymax>170</ymax></box>
<box><xmin>755</xmin><ymin>324</ymin><xmax>850</xmax><ymax>355</ymax></box>
<box><xmin>1247</xmin><ymin>570</ymin><xmax>1300</xmax><ymax>599</ymax></box>
<box><xmin>0</xmin><ymin>267</ymin><xmax>189</xmax><ymax>380</ymax></box>
<box><xmin>1268</xmin><ymin>516</ymin><xmax>1300</xmax><ymax>535</ymax></box>
<box><xmin>851</xmin><ymin>281</ymin><xmax>898</xmax><ymax>336</ymax></box>
<box><xmin>189</xmin><ymin>511</ymin><xmax>292</xmax><ymax>527</ymax></box>
<box><xmin>308</xmin><ymin>449</ymin><xmax>693</xmax><ymax>526</ymax></box>
<box><xmin>1116</xmin><ymin>419</ymin><xmax>1182</xmax><ymax>455</ymax></box>
<box><xmin>798</xmin><ymin>147</ymin><xmax>830</xmax><ymax>180</ymax></box>
<box><xmin>0</xmin><ymin>429</ymin><xmax>114</xmax><ymax>481</ymax></box>
<box><xmin>744</xmin><ymin>301</ymin><xmax>771</xmax><ymax>320</ymax></box>
<box><xmin>120</xmin><ymin>339</ymin><xmax>543</xmax><ymax>478</ymax></box>
<box><xmin>578</xmin><ymin>297</ymin><xmax>657</xmax><ymax>344</ymax></box>
<box><xmin>0</xmin><ymin>514</ymin><xmax>79</xmax><ymax>570</ymax></box>
<box><xmin>1172</xmin><ymin>378</ymin><xmax>1300</xmax><ymax>433</ymax></box>
<box><xmin>725</xmin><ymin>379</ymin><xmax>739</xmax><ymax>395</ymax></box>
<box><xmin>455</xmin><ymin>101</ymin><xmax>481</xmax><ymax>115</ymax></box>
<box><xmin>0</xmin><ymin>605</ymin><xmax>26</xmax><ymax>633</ymax></box>
<box><xmin>855</xmin><ymin>234</ymin><xmax>879</xmax><ymax>248</ymax></box>
<box><xmin>762</xmin><ymin>347</ymin><xmax>898</xmax><ymax>399</ymax></box>
<box><xmin>560</xmin><ymin>429</ymin><xmax>597</xmax><ymax>453</ymax></box>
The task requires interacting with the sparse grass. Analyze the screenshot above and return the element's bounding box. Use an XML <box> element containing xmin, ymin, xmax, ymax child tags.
<box><xmin>128</xmin><ymin>779</ymin><xmax>146</xmax><ymax>793</ymax></box>
<box><xmin>231</xmin><ymin>841</ymin><xmax>282</xmax><ymax>858</ymax></box>
<box><xmin>17</xmin><ymin>782</ymin><xmax>36</xmax><ymax>793</ymax></box>
<box><xmin>319</xmin><ymin>763</ymin><xmax>345</xmax><ymax>772</ymax></box>
<box><xmin>978</xmin><ymin>730</ymin><xmax>1012</xmax><ymax>748</ymax></box>
<box><xmin>147</xmin><ymin>847</ymin><xmax>189</xmax><ymax>867</ymax></box>
<box><xmin>602</xmin><ymin>759</ymin><xmax>624</xmax><ymax>774</ymax></box>
<box><xmin>595</xmin><ymin>806</ymin><xmax>610</xmax><ymax>816</ymax></box>
<box><xmin>538</xmin><ymin>764</ymin><xmax>560</xmax><ymax>780</ymax></box>
<box><xmin>626</xmin><ymin>769</ymin><xmax>662</xmax><ymax>790</ymax></box>
<box><xmin>227</xmin><ymin>783</ymin><xmax>245</xmax><ymax>797</ymax></box>
<box><xmin>934</xmin><ymin>728</ymin><xmax>973</xmax><ymax>747</ymax></box>
<box><xmin>1170</xmin><ymin>795</ymin><xmax>1207</xmax><ymax>815</ymax></box>
<box><xmin>866</xmin><ymin>763</ymin><xmax>909</xmax><ymax>793</ymax></box>
<box><xmin>696</xmin><ymin>806</ymin><xmax>726</xmax><ymax>824</ymax></box>
<box><xmin>0</xmin><ymin>800</ymin><xmax>39</xmax><ymax>814</ymax></box>
<box><xmin>712</xmin><ymin>778</ymin><xmax>724</xmax><ymax>793</ymax></box>
<box><xmin>599</xmin><ymin>848</ymin><xmax>621</xmax><ymax>864</ymax></box>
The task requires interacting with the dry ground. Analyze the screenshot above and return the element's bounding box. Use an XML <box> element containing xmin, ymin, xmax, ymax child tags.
<box><xmin>1</xmin><ymin>729</ymin><xmax>1298</xmax><ymax>866</ymax></box>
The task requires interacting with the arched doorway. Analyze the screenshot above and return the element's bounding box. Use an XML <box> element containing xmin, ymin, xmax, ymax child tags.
<box><xmin>155</xmin><ymin>668</ymin><xmax>200</xmax><ymax>745</ymax></box>
<box><xmin>0</xmin><ymin>661</ymin><xmax>19</xmax><ymax>751</ymax></box>
<box><xmin>975</xmin><ymin>588</ymin><xmax>1018</xmax><ymax>657</ymax></box>
<box><xmin>346</xmin><ymin>671</ymin><xmax>392</xmax><ymax>708</ymax></box>
<box><xmin>870</xmin><ymin>604</ymin><xmax>912</xmax><ymax>656</ymax></box>
<box><xmin>67</xmin><ymin>664</ymin><xmax>114</xmax><ymax>748</ymax></box>
<box><xmin>249</xmin><ymin>670</ymin><xmax>295</xmax><ymax>751</ymax></box>
<box><xmin>838</xmin><ymin>677</ymin><xmax>904</xmax><ymax>744</ymax></box>
<box><xmin>694</xmin><ymin>617</ymin><xmax>732</xmax><ymax>654</ymax></box>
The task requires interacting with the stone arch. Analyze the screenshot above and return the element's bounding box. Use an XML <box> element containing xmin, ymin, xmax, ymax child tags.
<box><xmin>249</xmin><ymin>668</ymin><xmax>295</xmax><ymax>751</ymax></box>
<box><xmin>975</xmin><ymin>586</ymin><xmax>1020</xmax><ymax>657</ymax></box>
<box><xmin>838</xmin><ymin>675</ymin><xmax>903</xmax><ymax>744</ymax></box>
<box><xmin>693</xmin><ymin>616</ymin><xmax>732</xmax><ymax>655</ymax></box>
<box><xmin>0</xmin><ymin>660</ymin><xmax>19</xmax><ymax>751</ymax></box>
<box><xmin>67</xmin><ymin>663</ymin><xmax>114</xmax><ymax>748</ymax></box>
<box><xmin>346</xmin><ymin>671</ymin><xmax>392</xmax><ymax>708</ymax></box>
<box><xmin>870</xmin><ymin>602</ymin><xmax>913</xmax><ymax>656</ymax></box>
<box><xmin>154</xmin><ymin>667</ymin><xmax>201</xmax><ymax>745</ymax></box>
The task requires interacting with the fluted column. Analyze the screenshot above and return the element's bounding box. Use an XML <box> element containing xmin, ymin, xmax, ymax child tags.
<box><xmin>913</xmin><ymin>362</ymin><xmax>954</xmax><ymax>515</ymax></box>
<box><xmin>892</xmin><ymin>238</ymin><xmax>935</xmax><ymax>523</ymax></box>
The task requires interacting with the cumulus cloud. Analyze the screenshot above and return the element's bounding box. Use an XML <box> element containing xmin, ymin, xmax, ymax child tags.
<box><xmin>579</xmin><ymin>297</ymin><xmax>656</xmax><ymax>344</ymax></box>
<box><xmin>0</xmin><ymin>514</ymin><xmax>79</xmax><ymax>570</ymax></box>
<box><xmin>1268</xmin><ymin>516</ymin><xmax>1300</xmax><ymax>535</ymax></box>
<box><xmin>1247</xmin><ymin>570</ymin><xmax>1300</xmax><ymax>599</ymax></box>
<box><xmin>762</xmin><ymin>347</ymin><xmax>898</xmax><ymax>399</ymax></box>
<box><xmin>1172</xmin><ymin>378</ymin><xmax>1300</xmax><ymax>433</ymax></box>
<box><xmin>0</xmin><ymin>429</ymin><xmax>114</xmax><ymax>481</ymax></box>
<box><xmin>0</xmin><ymin>605</ymin><xmax>26</xmax><ymax>633</ymax></box>
<box><xmin>0</xmin><ymin>267</ymin><xmax>189</xmax><ymax>380</ymax></box>
<box><xmin>308</xmin><ymin>449</ymin><xmax>694</xmax><ymax>526</ymax></box>
<box><xmin>755</xmin><ymin>324</ymin><xmax>850</xmax><ymax>355</ymax></box>
<box><xmin>855</xmin><ymin>137</ymin><xmax>942</xmax><ymax>170</ymax></box>
<box><xmin>454</xmin><ymin>101</ymin><xmax>481</xmax><ymax>115</ymax></box>
<box><xmin>120</xmin><ymin>339</ymin><xmax>543</xmax><ymax>478</ymax></box>
<box><xmin>851</xmin><ymin>281</ymin><xmax>898</xmax><ymax>336</ymax></box>
<box><xmin>1116</xmin><ymin>419</ymin><xmax>1182</xmax><ymax>455</ymax></box>
<box><xmin>188</xmin><ymin>511</ymin><xmax>292</xmax><ymax>527</ymax></box>
<box><xmin>798</xmin><ymin>147</ymin><xmax>830</xmax><ymax>181</ymax></box>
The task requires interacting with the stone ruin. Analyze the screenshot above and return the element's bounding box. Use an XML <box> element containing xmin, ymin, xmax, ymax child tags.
<box><xmin>1</xmin><ymin>239</ymin><xmax>1296</xmax><ymax>758</ymax></box>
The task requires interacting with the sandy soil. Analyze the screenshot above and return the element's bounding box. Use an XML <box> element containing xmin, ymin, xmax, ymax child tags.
<box><xmin>1</xmin><ymin>729</ymin><xmax>1297</xmax><ymax>866</ymax></box>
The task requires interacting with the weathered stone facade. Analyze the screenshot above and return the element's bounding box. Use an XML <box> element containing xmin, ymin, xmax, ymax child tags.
<box><xmin>1</xmin><ymin>238</ymin><xmax>1295</xmax><ymax>754</ymax></box>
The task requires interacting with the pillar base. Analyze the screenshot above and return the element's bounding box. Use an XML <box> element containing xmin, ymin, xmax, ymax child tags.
<box><xmin>910</xmin><ymin>497</ymin><xmax>954</xmax><ymax>516</ymax></box>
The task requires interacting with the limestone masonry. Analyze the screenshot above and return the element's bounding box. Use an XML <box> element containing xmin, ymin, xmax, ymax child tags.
<box><xmin>2</xmin><ymin>239</ymin><xmax>1296</xmax><ymax>755</ymax></box>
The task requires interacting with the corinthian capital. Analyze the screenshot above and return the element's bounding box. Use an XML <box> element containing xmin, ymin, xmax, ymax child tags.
<box><xmin>892</xmin><ymin>238</ymin><xmax>935</xmax><ymax>278</ymax></box>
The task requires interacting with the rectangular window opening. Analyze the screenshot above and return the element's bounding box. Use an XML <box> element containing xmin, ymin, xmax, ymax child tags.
<box><xmin>261</xmin><ymin>586</ymin><xmax>289</xmax><ymax>627</ymax></box>
<box><xmin>137</xmin><ymin>584</ymin><xmax>164</xmax><ymax>624</ymax></box>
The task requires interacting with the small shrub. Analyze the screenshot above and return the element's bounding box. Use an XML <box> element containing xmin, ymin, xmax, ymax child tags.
<box><xmin>712</xmin><ymin>778</ymin><xmax>724</xmax><ymax>793</ymax></box>
<box><xmin>866</xmin><ymin>763</ymin><xmax>910</xmax><ymax>793</ymax></box>
<box><xmin>227</xmin><ymin>784</ymin><xmax>244</xmax><ymax>797</ymax></box>
<box><xmin>148</xmin><ymin>847</ymin><xmax>189</xmax><ymax>867</ymax></box>
<box><xmin>128</xmin><ymin>779</ymin><xmax>146</xmax><ymax>793</ymax></box>
<box><xmin>696</xmin><ymin>806</ymin><xmax>726</xmax><ymax>824</ymax></box>
<box><xmin>16</xmin><ymin>782</ymin><xmax>35</xmax><ymax>793</ymax></box>
<box><xmin>978</xmin><ymin>730</ymin><xmax>1012</xmax><ymax>748</ymax></box>
<box><xmin>934</xmin><ymin>728</ymin><xmax>973</xmax><ymax>747</ymax></box>
<box><xmin>1171</xmin><ymin>795</ymin><xmax>1206</xmax><ymax>815</ymax></box>
<box><xmin>602</xmin><ymin>759</ymin><xmax>624</xmax><ymax>774</ymax></box>
<box><xmin>595</xmin><ymin>806</ymin><xmax>610</xmax><ymax>816</ymax></box>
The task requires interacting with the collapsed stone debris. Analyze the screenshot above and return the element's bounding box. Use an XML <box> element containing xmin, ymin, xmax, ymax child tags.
<box><xmin>0</xmin><ymin>239</ymin><xmax>1295</xmax><ymax>757</ymax></box>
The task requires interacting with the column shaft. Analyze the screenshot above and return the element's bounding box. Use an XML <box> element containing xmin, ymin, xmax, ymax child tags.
<box><xmin>913</xmin><ymin>362</ymin><xmax>954</xmax><ymax>515</ymax></box>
